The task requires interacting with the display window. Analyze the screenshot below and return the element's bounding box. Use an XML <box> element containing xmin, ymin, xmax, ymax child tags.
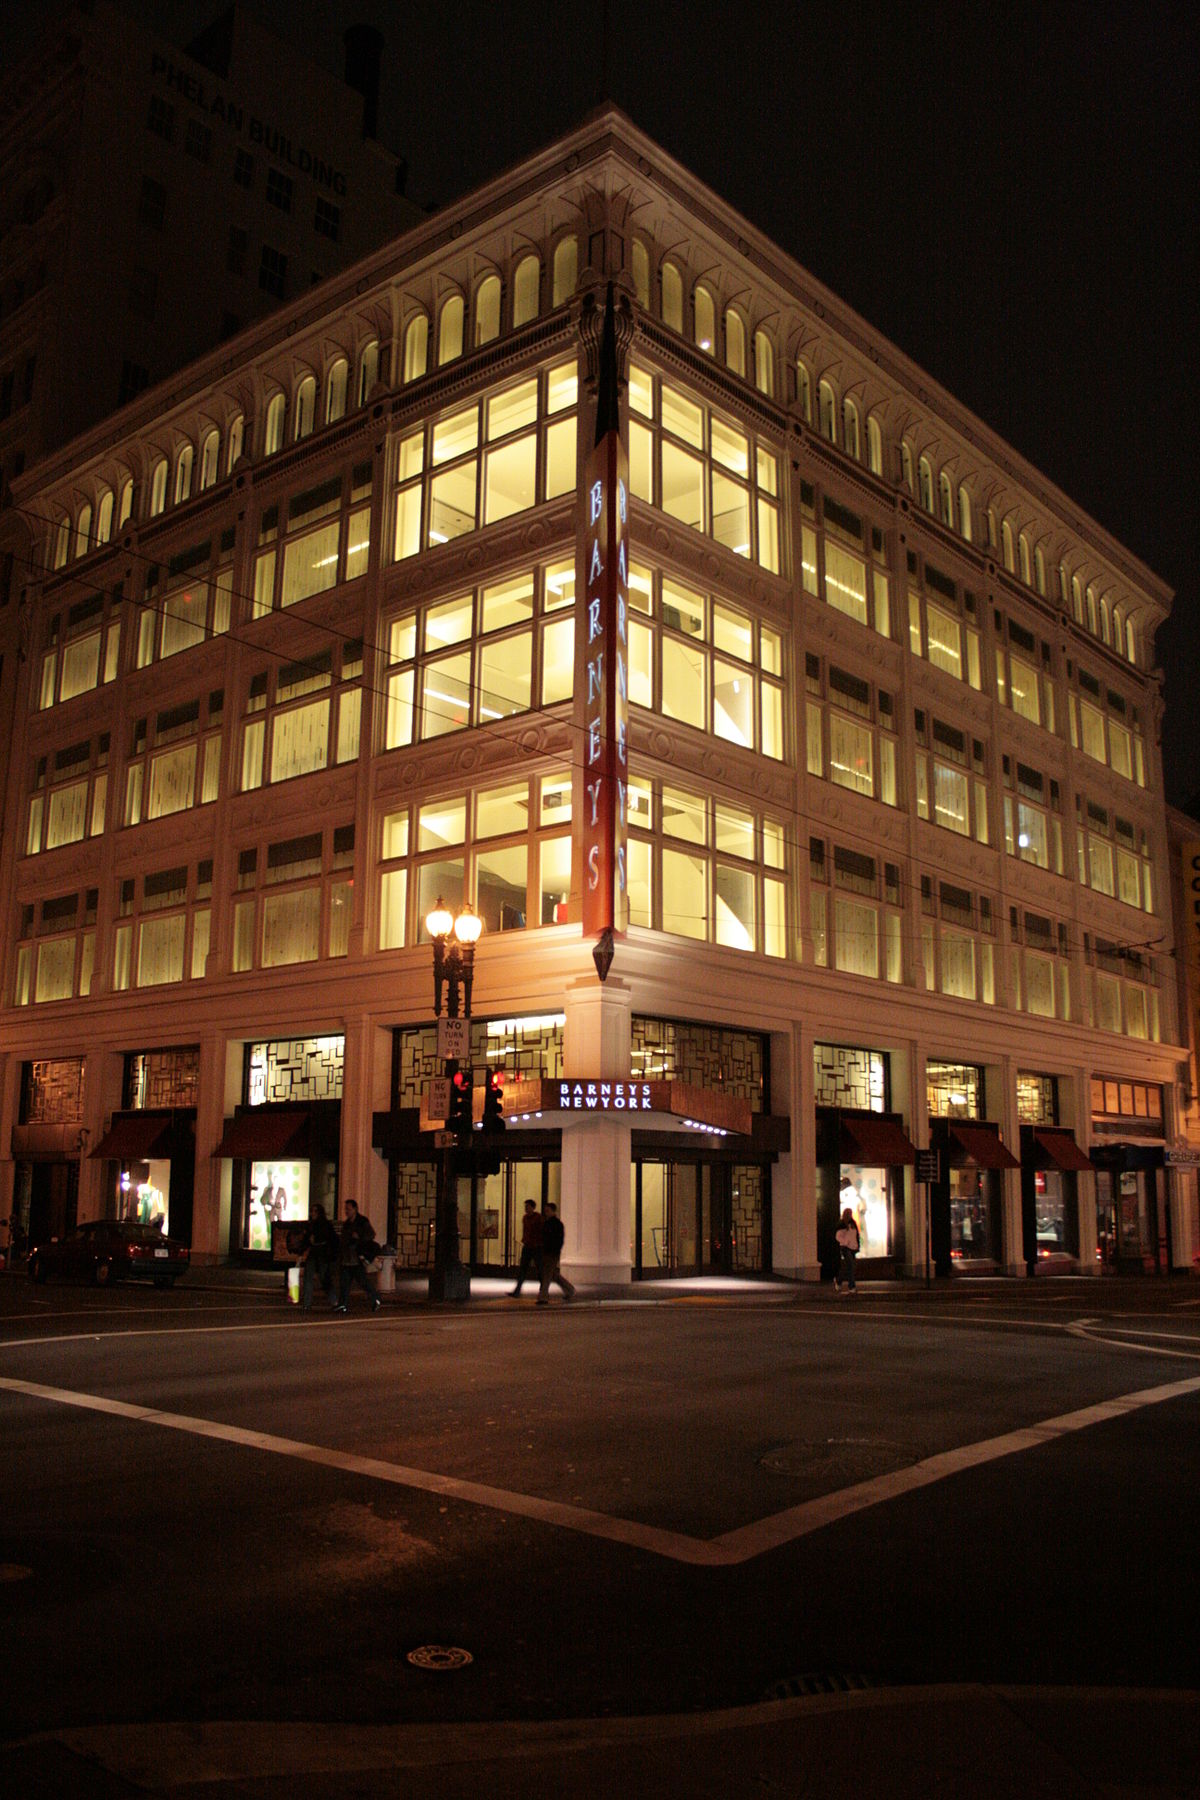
<box><xmin>117</xmin><ymin>1159</ymin><xmax>172</xmax><ymax>1235</ymax></box>
<box><xmin>949</xmin><ymin>1168</ymin><xmax>997</xmax><ymax>1263</ymax></box>
<box><xmin>1033</xmin><ymin>1170</ymin><xmax>1067</xmax><ymax>1256</ymax></box>
<box><xmin>838</xmin><ymin>1163</ymin><xmax>890</xmax><ymax>1257</ymax></box>
<box><xmin>245</xmin><ymin>1160</ymin><xmax>310</xmax><ymax>1251</ymax></box>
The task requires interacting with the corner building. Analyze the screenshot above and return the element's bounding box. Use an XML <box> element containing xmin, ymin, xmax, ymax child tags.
<box><xmin>2</xmin><ymin>109</ymin><xmax>1191</xmax><ymax>1283</ymax></box>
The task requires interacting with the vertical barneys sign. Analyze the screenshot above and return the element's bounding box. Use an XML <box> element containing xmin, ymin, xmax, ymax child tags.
<box><xmin>581</xmin><ymin>286</ymin><xmax>630</xmax><ymax>961</ymax></box>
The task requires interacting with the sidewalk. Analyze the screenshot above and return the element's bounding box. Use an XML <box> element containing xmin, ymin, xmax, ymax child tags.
<box><xmin>7</xmin><ymin>1685</ymin><xmax>1199</xmax><ymax>1797</ymax></box>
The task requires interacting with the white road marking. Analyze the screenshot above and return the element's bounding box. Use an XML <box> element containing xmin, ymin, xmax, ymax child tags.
<box><xmin>3</xmin><ymin>1369</ymin><xmax>1199</xmax><ymax>1568</ymax></box>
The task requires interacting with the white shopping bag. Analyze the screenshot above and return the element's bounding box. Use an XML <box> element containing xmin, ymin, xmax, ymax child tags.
<box><xmin>286</xmin><ymin>1265</ymin><xmax>301</xmax><ymax>1304</ymax></box>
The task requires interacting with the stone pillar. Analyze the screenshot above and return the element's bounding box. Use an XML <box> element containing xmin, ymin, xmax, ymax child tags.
<box><xmin>996</xmin><ymin>1054</ymin><xmax>1026</xmax><ymax>1277</ymax></box>
<box><xmin>559</xmin><ymin>973</ymin><xmax>632</xmax><ymax>1284</ymax></box>
<box><xmin>771</xmin><ymin>1020</ymin><xmax>815</xmax><ymax>1280</ymax></box>
<box><xmin>191</xmin><ymin>1033</ymin><xmax>239</xmax><ymax>1264</ymax></box>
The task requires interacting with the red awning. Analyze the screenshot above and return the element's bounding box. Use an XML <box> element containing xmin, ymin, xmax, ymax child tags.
<box><xmin>840</xmin><ymin>1116</ymin><xmax>918</xmax><ymax>1166</ymax></box>
<box><xmin>90</xmin><ymin>1113</ymin><xmax>175</xmax><ymax>1161</ymax></box>
<box><xmin>1028</xmin><ymin>1128</ymin><xmax>1093</xmax><ymax>1172</ymax></box>
<box><xmin>212</xmin><ymin>1108</ymin><xmax>311</xmax><ymax>1160</ymax></box>
<box><xmin>947</xmin><ymin>1124</ymin><xmax>1019</xmax><ymax>1169</ymax></box>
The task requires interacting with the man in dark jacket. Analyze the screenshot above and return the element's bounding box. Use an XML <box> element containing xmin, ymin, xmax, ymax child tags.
<box><xmin>536</xmin><ymin>1202</ymin><xmax>575</xmax><ymax>1305</ymax></box>
<box><xmin>334</xmin><ymin>1199</ymin><xmax>381</xmax><ymax>1313</ymax></box>
<box><xmin>510</xmin><ymin>1198</ymin><xmax>543</xmax><ymax>1296</ymax></box>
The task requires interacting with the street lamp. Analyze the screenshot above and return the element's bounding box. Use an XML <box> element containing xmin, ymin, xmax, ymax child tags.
<box><xmin>426</xmin><ymin>898</ymin><xmax>482</xmax><ymax>1301</ymax></box>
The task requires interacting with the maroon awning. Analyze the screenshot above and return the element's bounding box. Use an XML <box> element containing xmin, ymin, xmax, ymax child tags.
<box><xmin>1028</xmin><ymin>1128</ymin><xmax>1093</xmax><ymax>1172</ymax></box>
<box><xmin>947</xmin><ymin>1124</ymin><xmax>1019</xmax><ymax>1169</ymax></box>
<box><xmin>90</xmin><ymin>1113</ymin><xmax>175</xmax><ymax>1161</ymax></box>
<box><xmin>212</xmin><ymin>1107</ymin><xmax>311</xmax><ymax>1160</ymax></box>
<box><xmin>840</xmin><ymin>1116</ymin><xmax>918</xmax><ymax>1166</ymax></box>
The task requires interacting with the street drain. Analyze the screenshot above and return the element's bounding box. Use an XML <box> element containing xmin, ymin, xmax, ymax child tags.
<box><xmin>763</xmin><ymin>1673</ymin><xmax>881</xmax><ymax>1702</ymax></box>
<box><xmin>406</xmin><ymin>1645</ymin><xmax>474</xmax><ymax>1671</ymax></box>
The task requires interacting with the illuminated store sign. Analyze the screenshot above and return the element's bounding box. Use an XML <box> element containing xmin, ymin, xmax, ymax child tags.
<box><xmin>558</xmin><ymin>1081</ymin><xmax>652</xmax><ymax>1111</ymax></box>
<box><xmin>581</xmin><ymin>285</ymin><xmax>630</xmax><ymax>956</ymax></box>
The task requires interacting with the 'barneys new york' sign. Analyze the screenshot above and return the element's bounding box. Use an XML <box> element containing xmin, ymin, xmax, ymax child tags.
<box><xmin>581</xmin><ymin>418</ymin><xmax>630</xmax><ymax>941</ymax></box>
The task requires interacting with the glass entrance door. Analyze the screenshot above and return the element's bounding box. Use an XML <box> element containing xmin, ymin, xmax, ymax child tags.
<box><xmin>471</xmin><ymin>1160</ymin><xmax>560</xmax><ymax>1269</ymax></box>
<box><xmin>633</xmin><ymin>1162</ymin><xmax>700</xmax><ymax>1275</ymax></box>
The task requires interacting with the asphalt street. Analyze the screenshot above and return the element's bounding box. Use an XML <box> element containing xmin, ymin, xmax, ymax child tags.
<box><xmin>3</xmin><ymin>1270</ymin><xmax>1199</xmax><ymax>1796</ymax></box>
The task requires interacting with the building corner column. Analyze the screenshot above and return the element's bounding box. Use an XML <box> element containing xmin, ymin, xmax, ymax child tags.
<box><xmin>558</xmin><ymin>971</ymin><xmax>632</xmax><ymax>1284</ymax></box>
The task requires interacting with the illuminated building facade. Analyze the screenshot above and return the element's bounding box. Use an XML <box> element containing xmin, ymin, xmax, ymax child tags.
<box><xmin>1</xmin><ymin>107</ymin><xmax>1191</xmax><ymax>1281</ymax></box>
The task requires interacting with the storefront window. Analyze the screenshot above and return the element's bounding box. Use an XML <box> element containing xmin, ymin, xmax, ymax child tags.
<box><xmin>245</xmin><ymin>1160</ymin><xmax>310</xmax><ymax>1251</ymax></box>
<box><xmin>839</xmin><ymin>1163</ymin><xmax>890</xmax><ymax>1257</ymax></box>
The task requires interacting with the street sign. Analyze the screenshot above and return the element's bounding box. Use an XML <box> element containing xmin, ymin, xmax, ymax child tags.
<box><xmin>433</xmin><ymin>1130</ymin><xmax>457</xmax><ymax>1148</ymax></box>
<box><xmin>428</xmin><ymin>1076</ymin><xmax>451</xmax><ymax>1120</ymax></box>
<box><xmin>916</xmin><ymin>1149</ymin><xmax>939</xmax><ymax>1183</ymax></box>
<box><xmin>437</xmin><ymin>1017</ymin><xmax>469</xmax><ymax>1061</ymax></box>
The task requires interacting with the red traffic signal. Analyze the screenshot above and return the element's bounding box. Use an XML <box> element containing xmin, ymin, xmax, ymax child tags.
<box><xmin>482</xmin><ymin>1069</ymin><xmax>505</xmax><ymax>1133</ymax></box>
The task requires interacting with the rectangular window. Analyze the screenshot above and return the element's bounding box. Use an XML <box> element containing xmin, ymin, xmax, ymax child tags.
<box><xmin>266</xmin><ymin>168</ymin><xmax>293</xmax><ymax>212</ymax></box>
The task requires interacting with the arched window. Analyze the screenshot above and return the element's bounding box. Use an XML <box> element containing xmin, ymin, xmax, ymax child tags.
<box><xmin>661</xmin><ymin>261</ymin><xmax>683</xmax><ymax>332</ymax></box>
<box><xmin>1071</xmin><ymin>574</ymin><xmax>1083</xmax><ymax>624</ymax></box>
<box><xmin>552</xmin><ymin>236</ymin><xmax>578</xmax><ymax>307</ymax></box>
<box><xmin>986</xmin><ymin>508</ymin><xmax>997</xmax><ymax>550</ymax></box>
<box><xmin>1112</xmin><ymin>606</ymin><xmax>1123</xmax><ymax>657</ymax></box>
<box><xmin>1099</xmin><ymin>595</ymin><xmax>1111</xmax><ymax>645</ymax></box>
<box><xmin>438</xmin><ymin>295</ymin><xmax>464</xmax><ymax>366</ymax></box>
<box><xmin>938</xmin><ymin>471</ymin><xmax>953</xmax><ymax>526</ymax></box>
<box><xmin>796</xmin><ymin>361</ymin><xmax>813</xmax><ymax>422</ymax></box>
<box><xmin>843</xmin><ymin>399</ymin><xmax>860</xmax><ymax>461</ymax></box>
<box><xmin>226</xmin><ymin>414</ymin><xmax>244</xmax><ymax>472</ymax></box>
<box><xmin>818</xmin><ymin>380</ymin><xmax>836</xmax><ymax>442</ymax></box>
<box><xmin>1001</xmin><ymin>519</ymin><xmax>1015</xmax><ymax>572</ymax></box>
<box><xmin>753</xmin><ymin>329</ymin><xmax>774</xmax><ymax>397</ymax></box>
<box><xmin>475</xmin><ymin>274</ymin><xmax>501</xmax><ymax>346</ymax></box>
<box><xmin>1034</xmin><ymin>545</ymin><xmax>1046</xmax><ymax>596</ymax></box>
<box><xmin>1058</xmin><ymin>562</ymin><xmax>1068</xmax><ymax>605</ymax></box>
<box><xmin>1018</xmin><ymin>531</ymin><xmax>1032</xmax><ymax>586</ymax></box>
<box><xmin>264</xmin><ymin>393</ymin><xmax>285</xmax><ymax>456</ymax></box>
<box><xmin>631</xmin><ymin>240</ymin><xmax>650</xmax><ymax>310</ymax></box>
<box><xmin>724</xmin><ymin>308</ymin><xmax>745</xmax><ymax>377</ymax></box>
<box><xmin>901</xmin><ymin>441</ymin><xmax>914</xmax><ymax>493</ymax></box>
<box><xmin>1086</xmin><ymin>584</ymin><xmax>1098</xmax><ymax>634</ymax></box>
<box><xmin>918</xmin><ymin>456</ymin><xmax>934</xmax><ymax>514</ymax></box>
<box><xmin>117</xmin><ymin>477</ymin><xmax>133</xmax><ymax>529</ymax></box>
<box><xmin>149</xmin><ymin>456</ymin><xmax>168</xmax><ymax>516</ymax></box>
<box><xmin>1125</xmin><ymin>616</ymin><xmax>1136</xmax><ymax>663</ymax></box>
<box><xmin>867</xmin><ymin>414</ymin><xmax>882</xmax><ymax>475</ymax></box>
<box><xmin>403</xmin><ymin>315</ymin><xmax>428</xmax><ymax>383</ymax></box>
<box><xmin>293</xmin><ymin>375</ymin><xmax>316</xmax><ymax>441</ymax></box>
<box><xmin>693</xmin><ymin>284</ymin><xmax>715</xmax><ymax>353</ymax></box>
<box><xmin>958</xmin><ymin>484</ymin><xmax>972</xmax><ymax>542</ymax></box>
<box><xmin>173</xmin><ymin>443</ymin><xmax>193</xmax><ymax>505</ymax></box>
<box><xmin>53</xmin><ymin>515</ymin><xmax>70</xmax><ymax>568</ymax></box>
<box><xmin>513</xmin><ymin>255</ymin><xmax>540</xmax><ymax>326</ymax></box>
<box><xmin>96</xmin><ymin>488</ymin><xmax>114</xmax><ymax>545</ymax></box>
<box><xmin>199</xmin><ymin>429</ymin><xmax>220</xmax><ymax>490</ymax></box>
<box><xmin>74</xmin><ymin>504</ymin><xmax>91</xmax><ymax>559</ymax></box>
<box><xmin>325</xmin><ymin>358</ymin><xmax>348</xmax><ymax>424</ymax></box>
<box><xmin>357</xmin><ymin>338</ymin><xmax>379</xmax><ymax>404</ymax></box>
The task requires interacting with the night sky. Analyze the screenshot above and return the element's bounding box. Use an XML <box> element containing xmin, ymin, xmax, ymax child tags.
<box><xmin>12</xmin><ymin>2</ymin><xmax>1199</xmax><ymax>805</ymax></box>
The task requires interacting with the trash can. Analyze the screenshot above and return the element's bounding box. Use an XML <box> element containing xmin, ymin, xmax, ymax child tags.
<box><xmin>377</xmin><ymin>1249</ymin><xmax>396</xmax><ymax>1293</ymax></box>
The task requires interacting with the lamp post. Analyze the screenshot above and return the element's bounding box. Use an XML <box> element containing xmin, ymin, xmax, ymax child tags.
<box><xmin>427</xmin><ymin>898</ymin><xmax>482</xmax><ymax>1302</ymax></box>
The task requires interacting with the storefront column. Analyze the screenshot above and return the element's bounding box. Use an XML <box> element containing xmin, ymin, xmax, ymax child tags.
<box><xmin>338</xmin><ymin>1015</ymin><xmax>389</xmax><ymax>1241</ymax></box>
<box><xmin>1069</xmin><ymin>1067</ymin><xmax>1099</xmax><ymax>1273</ymax></box>
<box><xmin>192</xmin><ymin>1034</ymin><xmax>237</xmax><ymax>1264</ymax></box>
<box><xmin>559</xmin><ymin>973</ymin><xmax>632</xmax><ymax>1284</ymax></box>
<box><xmin>80</xmin><ymin>1049</ymin><xmax>124</xmax><ymax>1224</ymax></box>
<box><xmin>896</xmin><ymin>1038</ymin><xmax>926</xmax><ymax>1280</ymax></box>
<box><xmin>772</xmin><ymin>1021</ymin><xmax>814</xmax><ymax>1280</ymax></box>
<box><xmin>996</xmin><ymin>1054</ymin><xmax>1025</xmax><ymax>1276</ymax></box>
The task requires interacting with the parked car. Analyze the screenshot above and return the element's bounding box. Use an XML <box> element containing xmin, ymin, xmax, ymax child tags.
<box><xmin>28</xmin><ymin>1220</ymin><xmax>189</xmax><ymax>1288</ymax></box>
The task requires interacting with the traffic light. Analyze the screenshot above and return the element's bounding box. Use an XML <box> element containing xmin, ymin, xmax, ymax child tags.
<box><xmin>448</xmin><ymin>1069</ymin><xmax>473</xmax><ymax>1146</ymax></box>
<box><xmin>482</xmin><ymin>1068</ymin><xmax>505</xmax><ymax>1134</ymax></box>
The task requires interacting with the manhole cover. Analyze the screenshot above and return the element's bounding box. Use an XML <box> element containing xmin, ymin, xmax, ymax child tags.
<box><xmin>406</xmin><ymin>1645</ymin><xmax>473</xmax><ymax>1670</ymax></box>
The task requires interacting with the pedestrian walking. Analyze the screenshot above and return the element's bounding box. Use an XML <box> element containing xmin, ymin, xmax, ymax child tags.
<box><xmin>297</xmin><ymin>1202</ymin><xmax>338</xmax><ymax>1310</ymax></box>
<box><xmin>334</xmin><ymin>1199</ymin><xmax>381</xmax><ymax>1314</ymax></box>
<box><xmin>834</xmin><ymin>1206</ymin><xmax>861</xmax><ymax>1293</ymax></box>
<box><xmin>536</xmin><ymin>1202</ymin><xmax>575</xmax><ymax>1305</ymax></box>
<box><xmin>511</xmin><ymin>1198</ymin><xmax>544</xmax><ymax>1295</ymax></box>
